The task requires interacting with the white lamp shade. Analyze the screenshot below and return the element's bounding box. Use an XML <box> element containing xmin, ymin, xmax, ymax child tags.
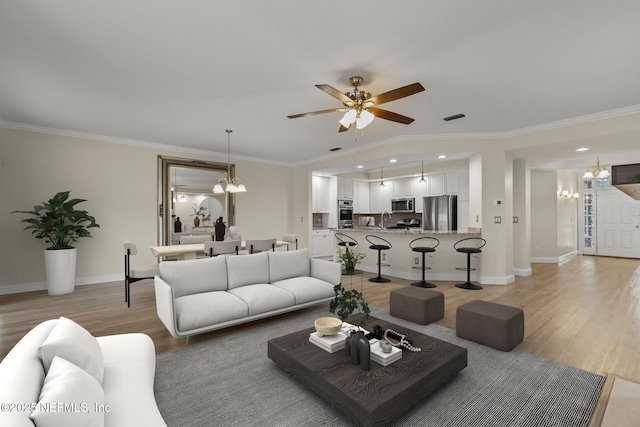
<box><xmin>597</xmin><ymin>168</ymin><xmax>610</xmax><ymax>178</ymax></box>
<box><xmin>339</xmin><ymin>109</ymin><xmax>357</xmax><ymax>128</ymax></box>
<box><xmin>583</xmin><ymin>170</ymin><xmax>595</xmax><ymax>179</ymax></box>
<box><xmin>213</xmin><ymin>182</ymin><xmax>225</xmax><ymax>194</ymax></box>
<box><xmin>356</xmin><ymin>109</ymin><xmax>374</xmax><ymax>129</ymax></box>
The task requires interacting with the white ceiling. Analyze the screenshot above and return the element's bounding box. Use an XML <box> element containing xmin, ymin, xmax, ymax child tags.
<box><xmin>2</xmin><ymin>1</ymin><xmax>640</xmax><ymax>172</ymax></box>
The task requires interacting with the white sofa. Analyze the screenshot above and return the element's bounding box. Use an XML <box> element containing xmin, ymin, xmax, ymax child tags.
<box><xmin>0</xmin><ymin>317</ymin><xmax>166</xmax><ymax>427</ymax></box>
<box><xmin>155</xmin><ymin>248</ymin><xmax>341</xmax><ymax>338</ymax></box>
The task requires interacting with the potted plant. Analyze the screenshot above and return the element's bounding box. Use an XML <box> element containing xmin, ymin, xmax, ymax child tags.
<box><xmin>336</xmin><ymin>245</ymin><xmax>366</xmax><ymax>273</ymax></box>
<box><xmin>329</xmin><ymin>283</ymin><xmax>371</xmax><ymax>330</ymax></box>
<box><xmin>12</xmin><ymin>191</ymin><xmax>100</xmax><ymax>295</ymax></box>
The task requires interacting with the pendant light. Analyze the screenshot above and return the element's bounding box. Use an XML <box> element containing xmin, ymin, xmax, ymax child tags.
<box><xmin>213</xmin><ymin>129</ymin><xmax>247</xmax><ymax>193</ymax></box>
<box><xmin>419</xmin><ymin>160</ymin><xmax>426</xmax><ymax>183</ymax></box>
<box><xmin>379</xmin><ymin>166</ymin><xmax>386</xmax><ymax>187</ymax></box>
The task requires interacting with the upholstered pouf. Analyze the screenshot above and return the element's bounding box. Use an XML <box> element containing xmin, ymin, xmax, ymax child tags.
<box><xmin>456</xmin><ymin>300</ymin><xmax>524</xmax><ymax>351</ymax></box>
<box><xmin>389</xmin><ymin>287</ymin><xmax>444</xmax><ymax>325</ymax></box>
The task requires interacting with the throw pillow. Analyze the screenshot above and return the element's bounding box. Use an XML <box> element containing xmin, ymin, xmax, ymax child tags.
<box><xmin>30</xmin><ymin>356</ymin><xmax>105</xmax><ymax>427</ymax></box>
<box><xmin>38</xmin><ymin>317</ymin><xmax>104</xmax><ymax>383</ymax></box>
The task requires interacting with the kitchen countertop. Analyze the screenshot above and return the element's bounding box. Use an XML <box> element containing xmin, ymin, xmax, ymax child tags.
<box><xmin>334</xmin><ymin>227</ymin><xmax>481</xmax><ymax>235</ymax></box>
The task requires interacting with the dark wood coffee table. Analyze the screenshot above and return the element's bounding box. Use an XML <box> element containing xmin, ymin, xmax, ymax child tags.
<box><xmin>268</xmin><ymin>316</ymin><xmax>467</xmax><ymax>427</ymax></box>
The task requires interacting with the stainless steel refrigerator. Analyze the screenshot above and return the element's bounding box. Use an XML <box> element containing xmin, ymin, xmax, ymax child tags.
<box><xmin>422</xmin><ymin>195</ymin><xmax>458</xmax><ymax>231</ymax></box>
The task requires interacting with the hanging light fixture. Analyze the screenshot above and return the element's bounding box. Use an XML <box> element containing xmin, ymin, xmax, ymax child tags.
<box><xmin>379</xmin><ymin>166</ymin><xmax>385</xmax><ymax>187</ymax></box>
<box><xmin>582</xmin><ymin>157</ymin><xmax>610</xmax><ymax>179</ymax></box>
<box><xmin>213</xmin><ymin>129</ymin><xmax>247</xmax><ymax>194</ymax></box>
<box><xmin>419</xmin><ymin>160</ymin><xmax>426</xmax><ymax>183</ymax></box>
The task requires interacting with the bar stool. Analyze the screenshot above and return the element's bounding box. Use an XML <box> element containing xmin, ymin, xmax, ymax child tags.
<box><xmin>454</xmin><ymin>237</ymin><xmax>486</xmax><ymax>290</ymax></box>
<box><xmin>335</xmin><ymin>232</ymin><xmax>358</xmax><ymax>249</ymax></box>
<box><xmin>410</xmin><ymin>237</ymin><xmax>440</xmax><ymax>288</ymax></box>
<box><xmin>366</xmin><ymin>235</ymin><xmax>392</xmax><ymax>283</ymax></box>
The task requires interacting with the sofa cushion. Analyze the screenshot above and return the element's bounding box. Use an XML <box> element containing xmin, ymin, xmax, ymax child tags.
<box><xmin>268</xmin><ymin>248</ymin><xmax>310</xmax><ymax>282</ymax></box>
<box><xmin>270</xmin><ymin>277</ymin><xmax>335</xmax><ymax>305</ymax></box>
<box><xmin>30</xmin><ymin>356</ymin><xmax>105</xmax><ymax>427</ymax></box>
<box><xmin>226</xmin><ymin>252</ymin><xmax>269</xmax><ymax>289</ymax></box>
<box><xmin>159</xmin><ymin>256</ymin><xmax>228</xmax><ymax>297</ymax></box>
<box><xmin>38</xmin><ymin>317</ymin><xmax>104</xmax><ymax>384</ymax></box>
<box><xmin>228</xmin><ymin>284</ymin><xmax>296</xmax><ymax>316</ymax></box>
<box><xmin>175</xmin><ymin>291</ymin><xmax>249</xmax><ymax>332</ymax></box>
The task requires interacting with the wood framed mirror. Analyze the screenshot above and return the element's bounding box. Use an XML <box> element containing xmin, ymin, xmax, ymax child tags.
<box><xmin>158</xmin><ymin>156</ymin><xmax>236</xmax><ymax>246</ymax></box>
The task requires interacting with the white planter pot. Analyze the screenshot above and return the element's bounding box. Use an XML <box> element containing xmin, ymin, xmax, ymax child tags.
<box><xmin>44</xmin><ymin>248</ymin><xmax>77</xmax><ymax>295</ymax></box>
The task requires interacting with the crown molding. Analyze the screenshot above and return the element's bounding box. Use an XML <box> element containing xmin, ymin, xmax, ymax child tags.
<box><xmin>0</xmin><ymin>119</ymin><xmax>292</xmax><ymax>168</ymax></box>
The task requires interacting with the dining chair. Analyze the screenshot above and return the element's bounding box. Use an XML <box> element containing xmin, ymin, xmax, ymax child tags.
<box><xmin>282</xmin><ymin>234</ymin><xmax>298</xmax><ymax>251</ymax></box>
<box><xmin>123</xmin><ymin>242</ymin><xmax>160</xmax><ymax>308</ymax></box>
<box><xmin>246</xmin><ymin>238</ymin><xmax>277</xmax><ymax>254</ymax></box>
<box><xmin>204</xmin><ymin>240</ymin><xmax>240</xmax><ymax>257</ymax></box>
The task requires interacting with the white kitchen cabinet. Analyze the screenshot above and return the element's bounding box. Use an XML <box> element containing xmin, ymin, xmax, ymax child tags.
<box><xmin>312</xmin><ymin>176</ymin><xmax>330</xmax><ymax>212</ymax></box>
<box><xmin>353</xmin><ymin>181</ymin><xmax>370</xmax><ymax>213</ymax></box>
<box><xmin>312</xmin><ymin>229</ymin><xmax>334</xmax><ymax>258</ymax></box>
<box><xmin>428</xmin><ymin>174</ymin><xmax>445</xmax><ymax>196</ymax></box>
<box><xmin>457</xmin><ymin>169</ymin><xmax>470</xmax><ymax>200</ymax></box>
<box><xmin>337</xmin><ymin>177</ymin><xmax>354</xmax><ymax>199</ymax></box>
<box><xmin>391</xmin><ymin>180</ymin><xmax>404</xmax><ymax>198</ymax></box>
<box><xmin>445</xmin><ymin>173</ymin><xmax>458</xmax><ymax>195</ymax></box>
<box><xmin>370</xmin><ymin>181</ymin><xmax>392</xmax><ymax>213</ymax></box>
<box><xmin>413</xmin><ymin>177</ymin><xmax>428</xmax><ymax>212</ymax></box>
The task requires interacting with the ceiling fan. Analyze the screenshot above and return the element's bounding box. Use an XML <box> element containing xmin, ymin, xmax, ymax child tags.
<box><xmin>287</xmin><ymin>76</ymin><xmax>425</xmax><ymax>132</ymax></box>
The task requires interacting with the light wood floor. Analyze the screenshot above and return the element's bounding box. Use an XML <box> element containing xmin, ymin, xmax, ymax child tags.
<box><xmin>2</xmin><ymin>255</ymin><xmax>640</xmax><ymax>381</ymax></box>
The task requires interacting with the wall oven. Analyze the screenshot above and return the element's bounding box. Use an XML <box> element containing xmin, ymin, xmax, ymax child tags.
<box><xmin>338</xmin><ymin>199</ymin><xmax>353</xmax><ymax>228</ymax></box>
<box><xmin>391</xmin><ymin>197</ymin><xmax>415</xmax><ymax>213</ymax></box>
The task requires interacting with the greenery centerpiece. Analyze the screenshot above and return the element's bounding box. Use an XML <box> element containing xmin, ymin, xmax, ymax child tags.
<box><xmin>12</xmin><ymin>191</ymin><xmax>100</xmax><ymax>295</ymax></box>
<box><xmin>336</xmin><ymin>245</ymin><xmax>366</xmax><ymax>273</ymax></box>
<box><xmin>329</xmin><ymin>283</ymin><xmax>371</xmax><ymax>330</ymax></box>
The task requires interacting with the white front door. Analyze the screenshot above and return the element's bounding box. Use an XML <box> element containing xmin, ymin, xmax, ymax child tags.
<box><xmin>597</xmin><ymin>188</ymin><xmax>640</xmax><ymax>258</ymax></box>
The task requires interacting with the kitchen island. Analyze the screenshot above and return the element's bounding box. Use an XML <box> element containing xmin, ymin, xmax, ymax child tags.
<box><xmin>334</xmin><ymin>227</ymin><xmax>481</xmax><ymax>283</ymax></box>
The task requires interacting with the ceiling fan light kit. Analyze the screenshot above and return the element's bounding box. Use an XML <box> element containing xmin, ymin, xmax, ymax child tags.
<box><xmin>288</xmin><ymin>76</ymin><xmax>425</xmax><ymax>132</ymax></box>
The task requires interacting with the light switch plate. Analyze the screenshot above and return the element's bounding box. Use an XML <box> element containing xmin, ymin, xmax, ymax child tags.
<box><xmin>494</xmin><ymin>216</ymin><xmax>502</xmax><ymax>224</ymax></box>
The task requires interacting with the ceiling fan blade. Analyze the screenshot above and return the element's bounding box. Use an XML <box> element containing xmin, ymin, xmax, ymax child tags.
<box><xmin>287</xmin><ymin>108</ymin><xmax>341</xmax><ymax>119</ymax></box>
<box><xmin>316</xmin><ymin>84</ymin><xmax>353</xmax><ymax>104</ymax></box>
<box><xmin>368</xmin><ymin>82</ymin><xmax>425</xmax><ymax>106</ymax></box>
<box><xmin>338</xmin><ymin>123</ymin><xmax>350</xmax><ymax>132</ymax></box>
<box><xmin>368</xmin><ymin>107</ymin><xmax>415</xmax><ymax>124</ymax></box>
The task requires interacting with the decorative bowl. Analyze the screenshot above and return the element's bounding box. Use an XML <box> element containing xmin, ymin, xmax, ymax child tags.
<box><xmin>314</xmin><ymin>317</ymin><xmax>343</xmax><ymax>336</ymax></box>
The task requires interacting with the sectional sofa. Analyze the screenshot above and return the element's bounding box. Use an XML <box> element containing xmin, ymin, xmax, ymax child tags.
<box><xmin>154</xmin><ymin>248</ymin><xmax>342</xmax><ymax>339</ymax></box>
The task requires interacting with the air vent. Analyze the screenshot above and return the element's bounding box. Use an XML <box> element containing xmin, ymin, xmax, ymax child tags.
<box><xmin>443</xmin><ymin>113</ymin><xmax>466</xmax><ymax>121</ymax></box>
<box><xmin>329</xmin><ymin>147</ymin><xmax>342</xmax><ymax>152</ymax></box>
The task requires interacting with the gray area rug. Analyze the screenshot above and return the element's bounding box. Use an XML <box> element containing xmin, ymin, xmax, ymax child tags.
<box><xmin>155</xmin><ymin>307</ymin><xmax>605</xmax><ymax>426</ymax></box>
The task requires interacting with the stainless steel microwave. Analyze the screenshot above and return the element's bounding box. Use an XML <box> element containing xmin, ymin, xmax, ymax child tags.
<box><xmin>391</xmin><ymin>198</ymin><xmax>415</xmax><ymax>213</ymax></box>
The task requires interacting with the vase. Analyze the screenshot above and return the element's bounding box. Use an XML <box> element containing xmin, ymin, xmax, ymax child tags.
<box><xmin>345</xmin><ymin>264</ymin><xmax>356</xmax><ymax>274</ymax></box>
<box><xmin>44</xmin><ymin>248</ymin><xmax>77</xmax><ymax>295</ymax></box>
<box><xmin>349</xmin><ymin>330</ymin><xmax>371</xmax><ymax>370</ymax></box>
<box><xmin>194</xmin><ymin>216</ymin><xmax>200</xmax><ymax>227</ymax></box>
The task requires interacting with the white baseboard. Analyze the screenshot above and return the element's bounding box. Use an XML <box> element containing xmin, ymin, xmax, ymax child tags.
<box><xmin>0</xmin><ymin>274</ymin><xmax>122</xmax><ymax>295</ymax></box>
<box><xmin>513</xmin><ymin>268</ymin><xmax>533</xmax><ymax>277</ymax></box>
<box><xmin>531</xmin><ymin>251</ymin><xmax>578</xmax><ymax>264</ymax></box>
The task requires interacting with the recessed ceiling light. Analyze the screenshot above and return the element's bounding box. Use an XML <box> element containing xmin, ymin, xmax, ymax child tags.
<box><xmin>389</xmin><ymin>159</ymin><xmax>397</xmax><ymax>163</ymax></box>
<box><xmin>576</xmin><ymin>147</ymin><xmax>589</xmax><ymax>152</ymax></box>
<box><xmin>357</xmin><ymin>165</ymin><xmax>363</xmax><ymax>169</ymax></box>
<box><xmin>438</xmin><ymin>155</ymin><xmax>446</xmax><ymax>159</ymax></box>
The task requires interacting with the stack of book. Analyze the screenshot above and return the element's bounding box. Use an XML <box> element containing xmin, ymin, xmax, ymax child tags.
<box><xmin>369</xmin><ymin>339</ymin><xmax>402</xmax><ymax>366</ymax></box>
<box><xmin>309</xmin><ymin>323</ymin><xmax>403</xmax><ymax>366</ymax></box>
<box><xmin>309</xmin><ymin>322</ymin><xmax>357</xmax><ymax>353</ymax></box>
